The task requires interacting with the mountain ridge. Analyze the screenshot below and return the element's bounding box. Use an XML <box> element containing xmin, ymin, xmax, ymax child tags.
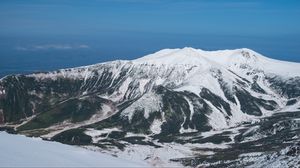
<box><xmin>1</xmin><ymin>47</ymin><xmax>299</xmax><ymax>129</ymax></box>
<box><xmin>0</xmin><ymin>47</ymin><xmax>300</xmax><ymax>167</ymax></box>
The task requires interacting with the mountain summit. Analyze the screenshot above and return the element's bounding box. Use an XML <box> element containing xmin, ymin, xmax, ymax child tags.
<box><xmin>135</xmin><ymin>47</ymin><xmax>300</xmax><ymax>76</ymax></box>
<box><xmin>0</xmin><ymin>48</ymin><xmax>300</xmax><ymax>167</ymax></box>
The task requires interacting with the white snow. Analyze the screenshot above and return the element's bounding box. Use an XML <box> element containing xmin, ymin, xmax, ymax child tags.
<box><xmin>0</xmin><ymin>132</ymin><xmax>147</xmax><ymax>167</ymax></box>
<box><xmin>150</xmin><ymin>118</ymin><xmax>163</xmax><ymax>134</ymax></box>
<box><xmin>191</xmin><ymin>142</ymin><xmax>229</xmax><ymax>149</ymax></box>
<box><xmin>204</xmin><ymin>100</ymin><xmax>229</xmax><ymax>130</ymax></box>
<box><xmin>135</xmin><ymin>47</ymin><xmax>300</xmax><ymax>77</ymax></box>
<box><xmin>85</xmin><ymin>128</ymin><xmax>120</xmax><ymax>142</ymax></box>
<box><xmin>280</xmin><ymin>98</ymin><xmax>300</xmax><ymax>112</ymax></box>
<box><xmin>121</xmin><ymin>92</ymin><xmax>162</xmax><ymax>121</ymax></box>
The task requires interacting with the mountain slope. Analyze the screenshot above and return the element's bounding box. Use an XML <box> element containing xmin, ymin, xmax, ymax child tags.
<box><xmin>0</xmin><ymin>131</ymin><xmax>146</xmax><ymax>167</ymax></box>
<box><xmin>0</xmin><ymin>47</ymin><xmax>300</xmax><ymax>167</ymax></box>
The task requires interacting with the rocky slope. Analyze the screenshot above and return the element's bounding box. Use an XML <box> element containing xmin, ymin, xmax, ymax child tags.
<box><xmin>0</xmin><ymin>47</ymin><xmax>300</xmax><ymax>167</ymax></box>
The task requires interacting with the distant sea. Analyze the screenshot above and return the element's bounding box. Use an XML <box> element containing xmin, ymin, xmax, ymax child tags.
<box><xmin>1</xmin><ymin>33</ymin><xmax>299</xmax><ymax>78</ymax></box>
<box><xmin>0</xmin><ymin>50</ymin><xmax>107</xmax><ymax>78</ymax></box>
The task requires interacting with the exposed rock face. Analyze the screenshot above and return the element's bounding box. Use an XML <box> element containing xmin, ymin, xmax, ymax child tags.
<box><xmin>0</xmin><ymin>110</ymin><xmax>4</xmax><ymax>124</ymax></box>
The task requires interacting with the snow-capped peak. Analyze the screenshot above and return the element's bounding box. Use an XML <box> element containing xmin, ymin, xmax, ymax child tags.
<box><xmin>134</xmin><ymin>47</ymin><xmax>213</xmax><ymax>66</ymax></box>
<box><xmin>134</xmin><ymin>47</ymin><xmax>300</xmax><ymax>77</ymax></box>
<box><xmin>135</xmin><ymin>47</ymin><xmax>260</xmax><ymax>65</ymax></box>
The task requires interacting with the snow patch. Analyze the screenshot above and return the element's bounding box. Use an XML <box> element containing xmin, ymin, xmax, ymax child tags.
<box><xmin>121</xmin><ymin>92</ymin><xmax>162</xmax><ymax>121</ymax></box>
<box><xmin>150</xmin><ymin>118</ymin><xmax>162</xmax><ymax>134</ymax></box>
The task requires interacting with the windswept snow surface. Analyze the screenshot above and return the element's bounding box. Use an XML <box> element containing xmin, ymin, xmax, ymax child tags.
<box><xmin>0</xmin><ymin>132</ymin><xmax>147</xmax><ymax>167</ymax></box>
<box><xmin>135</xmin><ymin>47</ymin><xmax>300</xmax><ymax>77</ymax></box>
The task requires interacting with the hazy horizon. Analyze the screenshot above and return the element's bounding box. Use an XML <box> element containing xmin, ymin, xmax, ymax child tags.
<box><xmin>0</xmin><ymin>0</ymin><xmax>299</xmax><ymax>77</ymax></box>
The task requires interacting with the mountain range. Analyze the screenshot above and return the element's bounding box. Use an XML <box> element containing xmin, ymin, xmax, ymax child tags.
<box><xmin>1</xmin><ymin>47</ymin><xmax>300</xmax><ymax>167</ymax></box>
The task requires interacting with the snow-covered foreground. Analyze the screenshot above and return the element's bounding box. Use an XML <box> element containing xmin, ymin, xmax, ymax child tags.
<box><xmin>0</xmin><ymin>132</ymin><xmax>148</xmax><ymax>167</ymax></box>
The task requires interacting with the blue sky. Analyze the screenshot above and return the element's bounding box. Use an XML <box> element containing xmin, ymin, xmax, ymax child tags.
<box><xmin>1</xmin><ymin>0</ymin><xmax>300</xmax><ymax>36</ymax></box>
<box><xmin>0</xmin><ymin>0</ymin><xmax>299</xmax><ymax>76</ymax></box>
